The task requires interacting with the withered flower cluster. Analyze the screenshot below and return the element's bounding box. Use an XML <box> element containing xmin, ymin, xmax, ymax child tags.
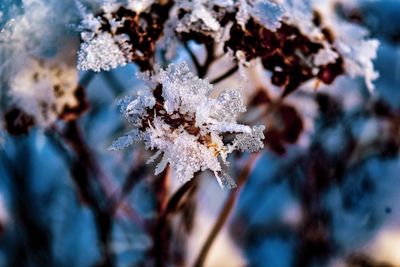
<box><xmin>225</xmin><ymin>15</ymin><xmax>344</xmax><ymax>96</ymax></box>
<box><xmin>110</xmin><ymin>62</ymin><xmax>265</xmax><ymax>188</ymax></box>
<box><xmin>77</xmin><ymin>1</ymin><xmax>172</xmax><ymax>72</ymax></box>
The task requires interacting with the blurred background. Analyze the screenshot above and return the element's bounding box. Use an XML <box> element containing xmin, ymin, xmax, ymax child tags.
<box><xmin>1</xmin><ymin>0</ymin><xmax>400</xmax><ymax>267</ymax></box>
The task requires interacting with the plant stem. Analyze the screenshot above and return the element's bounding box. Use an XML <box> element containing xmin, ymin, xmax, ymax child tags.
<box><xmin>183</xmin><ymin>42</ymin><xmax>202</xmax><ymax>75</ymax></box>
<box><xmin>210</xmin><ymin>65</ymin><xmax>239</xmax><ymax>84</ymax></box>
<box><xmin>153</xmin><ymin>166</ymin><xmax>171</xmax><ymax>267</ymax></box>
<box><xmin>193</xmin><ymin>152</ymin><xmax>261</xmax><ymax>267</ymax></box>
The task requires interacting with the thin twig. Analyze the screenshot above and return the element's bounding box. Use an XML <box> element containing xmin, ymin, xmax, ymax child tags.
<box><xmin>193</xmin><ymin>152</ymin><xmax>261</xmax><ymax>267</ymax></box>
<box><xmin>210</xmin><ymin>65</ymin><xmax>239</xmax><ymax>84</ymax></box>
<box><xmin>165</xmin><ymin>178</ymin><xmax>198</xmax><ymax>215</ymax></box>
<box><xmin>152</xmin><ymin>166</ymin><xmax>171</xmax><ymax>267</ymax></box>
<box><xmin>183</xmin><ymin>42</ymin><xmax>202</xmax><ymax>75</ymax></box>
<box><xmin>198</xmin><ymin>42</ymin><xmax>215</xmax><ymax>78</ymax></box>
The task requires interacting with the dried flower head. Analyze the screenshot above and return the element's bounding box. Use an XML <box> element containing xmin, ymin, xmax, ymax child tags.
<box><xmin>7</xmin><ymin>58</ymin><xmax>87</xmax><ymax>130</ymax></box>
<box><xmin>77</xmin><ymin>0</ymin><xmax>172</xmax><ymax>71</ymax></box>
<box><xmin>225</xmin><ymin>13</ymin><xmax>344</xmax><ymax>96</ymax></box>
<box><xmin>110</xmin><ymin>62</ymin><xmax>265</xmax><ymax>189</ymax></box>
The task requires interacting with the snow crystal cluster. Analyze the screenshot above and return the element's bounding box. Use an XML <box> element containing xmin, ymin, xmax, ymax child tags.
<box><xmin>9</xmin><ymin>58</ymin><xmax>83</xmax><ymax>127</ymax></box>
<box><xmin>77</xmin><ymin>2</ymin><xmax>133</xmax><ymax>72</ymax></box>
<box><xmin>77</xmin><ymin>0</ymin><xmax>167</xmax><ymax>72</ymax></box>
<box><xmin>175</xmin><ymin>0</ymin><xmax>283</xmax><ymax>41</ymax></box>
<box><xmin>235</xmin><ymin>0</ymin><xmax>284</xmax><ymax>31</ymax></box>
<box><xmin>175</xmin><ymin>0</ymin><xmax>231</xmax><ymax>41</ymax></box>
<box><xmin>109</xmin><ymin>62</ymin><xmax>265</xmax><ymax>189</ymax></box>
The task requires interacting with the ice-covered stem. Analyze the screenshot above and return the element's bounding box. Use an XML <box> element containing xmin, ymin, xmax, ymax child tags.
<box><xmin>193</xmin><ymin>152</ymin><xmax>261</xmax><ymax>267</ymax></box>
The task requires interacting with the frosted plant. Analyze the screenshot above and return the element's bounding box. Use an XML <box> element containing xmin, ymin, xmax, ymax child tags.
<box><xmin>0</xmin><ymin>0</ymin><xmax>80</xmax><ymax>83</ymax></box>
<box><xmin>78</xmin><ymin>32</ymin><xmax>129</xmax><ymax>72</ymax></box>
<box><xmin>77</xmin><ymin>2</ymin><xmax>131</xmax><ymax>72</ymax></box>
<box><xmin>175</xmin><ymin>0</ymin><xmax>284</xmax><ymax>42</ymax></box>
<box><xmin>281</xmin><ymin>0</ymin><xmax>317</xmax><ymax>38</ymax></box>
<box><xmin>314</xmin><ymin>3</ymin><xmax>380</xmax><ymax>92</ymax></box>
<box><xmin>77</xmin><ymin>0</ymin><xmax>171</xmax><ymax>71</ymax></box>
<box><xmin>175</xmin><ymin>0</ymin><xmax>230</xmax><ymax>42</ymax></box>
<box><xmin>109</xmin><ymin>62</ymin><xmax>265</xmax><ymax>189</ymax></box>
<box><xmin>282</xmin><ymin>0</ymin><xmax>380</xmax><ymax>91</ymax></box>
<box><xmin>9</xmin><ymin>58</ymin><xmax>86</xmax><ymax>127</ymax></box>
<box><xmin>236</xmin><ymin>0</ymin><xmax>284</xmax><ymax>31</ymax></box>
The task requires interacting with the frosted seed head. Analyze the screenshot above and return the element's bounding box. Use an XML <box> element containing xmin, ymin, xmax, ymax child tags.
<box><xmin>111</xmin><ymin>62</ymin><xmax>265</xmax><ymax>189</ymax></box>
<box><xmin>77</xmin><ymin>32</ymin><xmax>127</xmax><ymax>72</ymax></box>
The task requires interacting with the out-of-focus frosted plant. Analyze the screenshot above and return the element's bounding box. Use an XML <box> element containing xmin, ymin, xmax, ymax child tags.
<box><xmin>7</xmin><ymin>57</ymin><xmax>87</xmax><ymax>129</ymax></box>
<box><xmin>0</xmin><ymin>0</ymin><xmax>79</xmax><ymax>70</ymax></box>
<box><xmin>0</xmin><ymin>0</ymin><xmax>83</xmax><ymax>134</ymax></box>
<box><xmin>109</xmin><ymin>62</ymin><xmax>264</xmax><ymax>188</ymax></box>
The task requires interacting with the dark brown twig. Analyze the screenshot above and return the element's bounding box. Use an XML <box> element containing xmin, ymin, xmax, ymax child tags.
<box><xmin>210</xmin><ymin>65</ymin><xmax>239</xmax><ymax>84</ymax></box>
<box><xmin>151</xmin><ymin>166</ymin><xmax>171</xmax><ymax>267</ymax></box>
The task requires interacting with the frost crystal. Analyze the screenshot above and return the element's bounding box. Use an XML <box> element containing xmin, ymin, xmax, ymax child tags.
<box><xmin>175</xmin><ymin>0</ymin><xmax>229</xmax><ymax>40</ymax></box>
<box><xmin>110</xmin><ymin>62</ymin><xmax>265</xmax><ymax>189</ymax></box>
<box><xmin>236</xmin><ymin>0</ymin><xmax>284</xmax><ymax>31</ymax></box>
<box><xmin>78</xmin><ymin>32</ymin><xmax>128</xmax><ymax>72</ymax></box>
<box><xmin>311</xmin><ymin>1</ymin><xmax>380</xmax><ymax>91</ymax></box>
<box><xmin>127</xmin><ymin>0</ymin><xmax>155</xmax><ymax>13</ymax></box>
<box><xmin>313</xmin><ymin>46</ymin><xmax>339</xmax><ymax>66</ymax></box>
<box><xmin>251</xmin><ymin>1</ymin><xmax>283</xmax><ymax>31</ymax></box>
<box><xmin>333</xmin><ymin>24</ymin><xmax>379</xmax><ymax>91</ymax></box>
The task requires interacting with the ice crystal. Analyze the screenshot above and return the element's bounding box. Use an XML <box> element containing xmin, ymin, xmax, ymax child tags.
<box><xmin>110</xmin><ymin>62</ymin><xmax>265</xmax><ymax>189</ymax></box>
<box><xmin>236</xmin><ymin>0</ymin><xmax>284</xmax><ymax>31</ymax></box>
<box><xmin>333</xmin><ymin>23</ymin><xmax>379</xmax><ymax>92</ymax></box>
<box><xmin>314</xmin><ymin>46</ymin><xmax>339</xmax><ymax>66</ymax></box>
<box><xmin>175</xmin><ymin>0</ymin><xmax>228</xmax><ymax>40</ymax></box>
<box><xmin>281</xmin><ymin>0</ymin><xmax>317</xmax><ymax>37</ymax></box>
<box><xmin>78</xmin><ymin>32</ymin><xmax>128</xmax><ymax>72</ymax></box>
<box><xmin>251</xmin><ymin>1</ymin><xmax>283</xmax><ymax>31</ymax></box>
<box><xmin>127</xmin><ymin>0</ymin><xmax>155</xmax><ymax>13</ymax></box>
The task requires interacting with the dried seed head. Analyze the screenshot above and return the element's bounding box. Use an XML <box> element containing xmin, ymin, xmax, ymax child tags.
<box><xmin>110</xmin><ymin>62</ymin><xmax>265</xmax><ymax>189</ymax></box>
<box><xmin>78</xmin><ymin>1</ymin><xmax>172</xmax><ymax>71</ymax></box>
